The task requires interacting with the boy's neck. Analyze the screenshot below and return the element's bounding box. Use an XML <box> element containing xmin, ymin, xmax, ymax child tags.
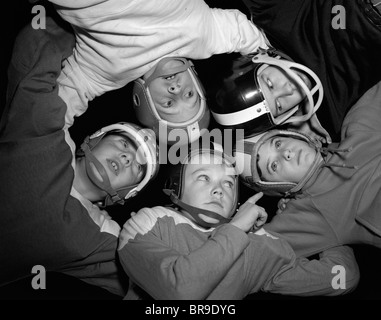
<box><xmin>179</xmin><ymin>209</ymin><xmax>196</xmax><ymax>223</ymax></box>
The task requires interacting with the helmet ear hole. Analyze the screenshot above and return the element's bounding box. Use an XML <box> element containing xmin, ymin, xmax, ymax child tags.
<box><xmin>133</xmin><ymin>94</ymin><xmax>140</xmax><ymax>107</ymax></box>
<box><xmin>164</xmin><ymin>164</ymin><xmax>182</xmax><ymax>196</ymax></box>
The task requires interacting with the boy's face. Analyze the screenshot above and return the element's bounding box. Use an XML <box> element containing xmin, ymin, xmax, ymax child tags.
<box><xmin>181</xmin><ymin>154</ymin><xmax>237</xmax><ymax>219</ymax></box>
<box><xmin>257</xmin><ymin>136</ymin><xmax>317</xmax><ymax>183</ymax></box>
<box><xmin>257</xmin><ymin>65</ymin><xmax>312</xmax><ymax>117</ymax></box>
<box><xmin>91</xmin><ymin>134</ymin><xmax>146</xmax><ymax>190</ymax></box>
<box><xmin>148</xmin><ymin>59</ymin><xmax>201</xmax><ymax>123</ymax></box>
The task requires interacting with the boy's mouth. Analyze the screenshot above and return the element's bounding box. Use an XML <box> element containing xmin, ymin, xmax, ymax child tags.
<box><xmin>206</xmin><ymin>201</ymin><xmax>223</xmax><ymax>209</ymax></box>
<box><xmin>107</xmin><ymin>159</ymin><xmax>119</xmax><ymax>176</ymax></box>
<box><xmin>297</xmin><ymin>150</ymin><xmax>302</xmax><ymax>165</ymax></box>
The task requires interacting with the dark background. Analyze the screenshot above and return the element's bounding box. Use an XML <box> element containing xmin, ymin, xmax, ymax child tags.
<box><xmin>1</xmin><ymin>0</ymin><xmax>381</xmax><ymax>300</ymax></box>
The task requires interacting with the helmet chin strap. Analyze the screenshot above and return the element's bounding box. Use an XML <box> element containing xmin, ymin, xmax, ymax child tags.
<box><xmin>163</xmin><ymin>189</ymin><xmax>231</xmax><ymax>228</ymax></box>
<box><xmin>80</xmin><ymin>141</ymin><xmax>124</xmax><ymax>206</ymax></box>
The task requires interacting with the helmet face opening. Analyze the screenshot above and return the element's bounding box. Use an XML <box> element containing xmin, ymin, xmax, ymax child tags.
<box><xmin>133</xmin><ymin>57</ymin><xmax>210</xmax><ymax>146</ymax></box>
<box><xmin>103</xmin><ymin>132</ymin><xmax>148</xmax><ymax>178</ymax></box>
<box><xmin>211</xmin><ymin>48</ymin><xmax>323</xmax><ymax>138</ymax></box>
<box><xmin>79</xmin><ymin>122</ymin><xmax>160</xmax><ymax>206</ymax></box>
<box><xmin>181</xmin><ymin>148</ymin><xmax>239</xmax><ymax>215</ymax></box>
<box><xmin>234</xmin><ymin>129</ymin><xmax>322</xmax><ymax>197</ymax></box>
<box><xmin>163</xmin><ymin>144</ymin><xmax>240</xmax><ymax>226</ymax></box>
<box><xmin>253</xmin><ymin>50</ymin><xmax>324</xmax><ymax>124</ymax></box>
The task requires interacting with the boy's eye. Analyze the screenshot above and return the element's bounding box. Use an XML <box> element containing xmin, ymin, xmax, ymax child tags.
<box><xmin>121</xmin><ymin>139</ymin><xmax>130</xmax><ymax>148</ymax></box>
<box><xmin>185</xmin><ymin>90</ymin><xmax>194</xmax><ymax>98</ymax></box>
<box><xmin>224</xmin><ymin>180</ymin><xmax>235</xmax><ymax>189</ymax></box>
<box><xmin>164</xmin><ymin>74</ymin><xmax>176</xmax><ymax>80</ymax></box>
<box><xmin>163</xmin><ymin>100</ymin><xmax>174</xmax><ymax>108</ymax></box>
<box><xmin>275</xmin><ymin>140</ymin><xmax>281</xmax><ymax>148</ymax></box>
<box><xmin>276</xmin><ymin>100</ymin><xmax>283</xmax><ymax>113</ymax></box>
<box><xmin>266</xmin><ymin>78</ymin><xmax>273</xmax><ymax>89</ymax></box>
<box><xmin>271</xmin><ymin>161</ymin><xmax>278</xmax><ymax>172</ymax></box>
<box><xmin>198</xmin><ymin>174</ymin><xmax>209</xmax><ymax>181</ymax></box>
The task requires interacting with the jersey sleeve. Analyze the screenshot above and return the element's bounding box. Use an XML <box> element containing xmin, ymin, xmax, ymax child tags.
<box><xmin>209</xmin><ymin>231</ymin><xmax>359</xmax><ymax>298</ymax></box>
<box><xmin>118</xmin><ymin>208</ymin><xmax>250</xmax><ymax>300</ymax></box>
<box><xmin>264</xmin><ymin>199</ymin><xmax>340</xmax><ymax>258</ymax></box>
<box><xmin>1</xmin><ymin>17</ymin><xmax>75</xmax><ymax>140</ymax></box>
<box><xmin>263</xmin><ymin>244</ymin><xmax>360</xmax><ymax>296</ymax></box>
<box><xmin>202</xmin><ymin>6</ymin><xmax>269</xmax><ymax>55</ymax></box>
<box><xmin>342</xmin><ymin>80</ymin><xmax>381</xmax><ymax>134</ymax></box>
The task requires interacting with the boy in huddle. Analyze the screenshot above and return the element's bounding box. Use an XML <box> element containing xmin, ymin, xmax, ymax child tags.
<box><xmin>0</xmin><ymin>15</ymin><xmax>158</xmax><ymax>297</ymax></box>
<box><xmin>235</xmin><ymin>80</ymin><xmax>381</xmax><ymax>259</ymax></box>
<box><xmin>212</xmin><ymin>0</ymin><xmax>381</xmax><ymax>143</ymax></box>
<box><xmin>117</xmin><ymin>144</ymin><xmax>358</xmax><ymax>299</ymax></box>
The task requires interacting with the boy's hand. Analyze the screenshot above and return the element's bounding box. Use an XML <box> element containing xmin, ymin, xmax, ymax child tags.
<box><xmin>230</xmin><ymin>192</ymin><xmax>267</xmax><ymax>232</ymax></box>
<box><xmin>276</xmin><ymin>197</ymin><xmax>290</xmax><ymax>214</ymax></box>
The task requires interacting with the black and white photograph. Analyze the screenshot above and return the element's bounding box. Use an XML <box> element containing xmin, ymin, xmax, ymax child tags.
<box><xmin>1</xmin><ymin>0</ymin><xmax>381</xmax><ymax>308</ymax></box>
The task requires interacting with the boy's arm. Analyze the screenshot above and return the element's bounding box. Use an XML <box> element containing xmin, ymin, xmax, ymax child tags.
<box><xmin>60</xmin><ymin>252</ymin><xmax>128</xmax><ymax>297</ymax></box>
<box><xmin>49</xmin><ymin>0</ymin><xmax>269</xmax><ymax>57</ymax></box>
<box><xmin>205</xmin><ymin>6</ymin><xmax>269</xmax><ymax>55</ymax></box>
<box><xmin>118</xmin><ymin>209</ymin><xmax>251</xmax><ymax>300</ymax></box>
<box><xmin>48</xmin><ymin>0</ymin><xmax>104</xmax><ymax>7</ymax></box>
<box><xmin>264</xmin><ymin>199</ymin><xmax>339</xmax><ymax>258</ymax></box>
<box><xmin>342</xmin><ymin>80</ymin><xmax>381</xmax><ymax>133</ymax></box>
<box><xmin>119</xmin><ymin>208</ymin><xmax>358</xmax><ymax>299</ymax></box>
<box><xmin>207</xmin><ymin>231</ymin><xmax>358</xmax><ymax>299</ymax></box>
<box><xmin>206</xmin><ymin>230</ymin><xmax>299</xmax><ymax>299</ymax></box>
<box><xmin>263</xmin><ymin>245</ymin><xmax>359</xmax><ymax>296</ymax></box>
<box><xmin>0</xmin><ymin>17</ymin><xmax>75</xmax><ymax>140</ymax></box>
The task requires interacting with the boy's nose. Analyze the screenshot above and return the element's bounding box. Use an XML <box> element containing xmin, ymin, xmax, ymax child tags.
<box><xmin>211</xmin><ymin>185</ymin><xmax>223</xmax><ymax>198</ymax></box>
<box><xmin>283</xmin><ymin>149</ymin><xmax>294</xmax><ymax>160</ymax></box>
<box><xmin>120</xmin><ymin>152</ymin><xmax>134</xmax><ymax>167</ymax></box>
<box><xmin>277</xmin><ymin>81</ymin><xmax>295</xmax><ymax>96</ymax></box>
<box><xmin>168</xmin><ymin>83</ymin><xmax>181</xmax><ymax>94</ymax></box>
